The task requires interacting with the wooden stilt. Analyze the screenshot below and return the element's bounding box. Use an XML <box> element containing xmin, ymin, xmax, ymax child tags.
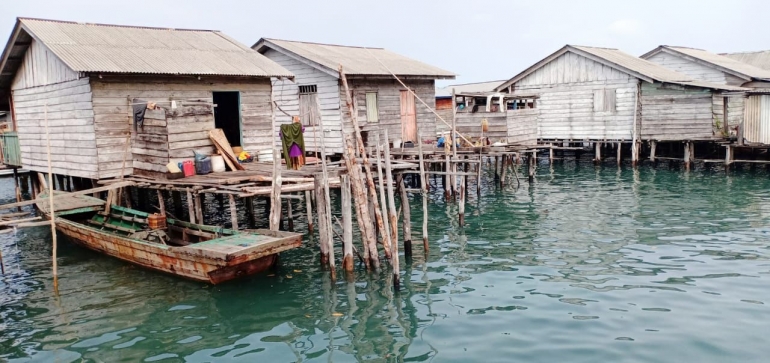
<box><xmin>500</xmin><ymin>155</ymin><xmax>508</xmax><ymax>186</ymax></box>
<box><xmin>156</xmin><ymin>189</ymin><xmax>166</xmax><ymax>216</ymax></box>
<box><xmin>594</xmin><ymin>142</ymin><xmax>602</xmax><ymax>163</ymax></box>
<box><xmin>172</xmin><ymin>191</ymin><xmax>183</xmax><ymax>218</ymax></box>
<box><xmin>44</xmin><ymin>103</ymin><xmax>58</xmax><ymax>291</ymax></box>
<box><xmin>305</xmin><ymin>190</ymin><xmax>314</xmax><ymax>234</ymax></box>
<box><xmin>194</xmin><ymin>193</ymin><xmax>204</xmax><ymax>225</ymax></box>
<box><xmin>314</xmin><ymin>176</ymin><xmax>330</xmax><ymax>266</ymax></box>
<box><xmin>397</xmin><ymin>173</ymin><xmax>412</xmax><ymax>259</ymax></box>
<box><xmin>725</xmin><ymin>145</ymin><xmax>733</xmax><ymax>168</ymax></box>
<box><xmin>650</xmin><ymin>140</ymin><xmax>657</xmax><ymax>162</ymax></box>
<box><xmin>13</xmin><ymin>168</ymin><xmax>21</xmax><ymax>212</ymax></box>
<box><xmin>617</xmin><ymin>142</ymin><xmax>622</xmax><ymax>166</ymax></box>
<box><xmin>477</xmin><ymin>154</ymin><xmax>482</xmax><ymax>196</ymax></box>
<box><xmin>229</xmin><ymin>194</ymin><xmax>239</xmax><ymax>230</ymax></box>
<box><xmin>444</xmin><ymin>154</ymin><xmax>451</xmax><ymax>200</ymax></box>
<box><xmin>286</xmin><ymin>197</ymin><xmax>294</xmax><ymax>232</ymax></box>
<box><xmin>269</xmin><ymin>96</ymin><xmax>282</xmax><ymax>231</ymax></box>
<box><xmin>458</xmin><ymin>175</ymin><xmax>466</xmax><ymax>226</ymax></box>
<box><xmin>528</xmin><ymin>152</ymin><xmax>536</xmax><ymax>182</ymax></box>
<box><xmin>417</xmin><ymin>132</ymin><xmax>429</xmax><ymax>253</ymax></box>
<box><xmin>494</xmin><ymin>156</ymin><xmax>500</xmax><ymax>182</ymax></box>
<box><xmin>341</xmin><ymin>174</ymin><xmax>354</xmax><ymax>273</ymax></box>
<box><xmin>186</xmin><ymin>190</ymin><xmax>196</xmax><ymax>223</ymax></box>
<box><xmin>549</xmin><ymin>144</ymin><xmax>554</xmax><ymax>163</ymax></box>
<box><xmin>245</xmin><ymin>196</ymin><xmax>255</xmax><ymax>229</ymax></box>
<box><xmin>684</xmin><ymin>142</ymin><xmax>692</xmax><ymax>171</ymax></box>
<box><xmin>383</xmin><ymin>130</ymin><xmax>399</xmax><ymax>257</ymax></box>
<box><xmin>375</xmin><ymin>134</ymin><xmax>393</xmax><ymax>264</ymax></box>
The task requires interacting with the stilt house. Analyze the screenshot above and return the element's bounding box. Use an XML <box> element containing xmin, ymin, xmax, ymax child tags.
<box><xmin>253</xmin><ymin>38</ymin><xmax>455</xmax><ymax>152</ymax></box>
<box><xmin>493</xmin><ymin>45</ymin><xmax>746</xmax><ymax>147</ymax></box>
<box><xmin>435</xmin><ymin>80</ymin><xmax>505</xmax><ymax>135</ymax></box>
<box><xmin>642</xmin><ymin>46</ymin><xmax>770</xmax><ymax>144</ymax></box>
<box><xmin>0</xmin><ymin>18</ymin><xmax>293</xmax><ymax>180</ymax></box>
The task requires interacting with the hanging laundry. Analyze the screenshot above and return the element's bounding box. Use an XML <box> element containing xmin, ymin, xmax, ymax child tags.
<box><xmin>280</xmin><ymin>117</ymin><xmax>306</xmax><ymax>170</ymax></box>
<box><xmin>132</xmin><ymin>98</ymin><xmax>148</xmax><ymax>131</ymax></box>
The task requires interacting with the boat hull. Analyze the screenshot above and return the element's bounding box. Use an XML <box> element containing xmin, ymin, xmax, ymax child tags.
<box><xmin>56</xmin><ymin>219</ymin><xmax>284</xmax><ymax>284</ymax></box>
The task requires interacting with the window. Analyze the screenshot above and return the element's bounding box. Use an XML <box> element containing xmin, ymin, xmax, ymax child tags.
<box><xmin>593</xmin><ymin>89</ymin><xmax>616</xmax><ymax>112</ymax></box>
<box><xmin>509</xmin><ymin>98</ymin><xmax>536</xmax><ymax>110</ymax></box>
<box><xmin>298</xmin><ymin>84</ymin><xmax>320</xmax><ymax>126</ymax></box>
<box><xmin>365</xmin><ymin>92</ymin><xmax>379</xmax><ymax>122</ymax></box>
<box><xmin>298</xmin><ymin>85</ymin><xmax>317</xmax><ymax>94</ymax></box>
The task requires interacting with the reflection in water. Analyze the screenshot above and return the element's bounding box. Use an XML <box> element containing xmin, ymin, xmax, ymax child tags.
<box><xmin>2</xmin><ymin>162</ymin><xmax>770</xmax><ymax>362</ymax></box>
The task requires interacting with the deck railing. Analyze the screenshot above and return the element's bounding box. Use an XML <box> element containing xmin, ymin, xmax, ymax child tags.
<box><xmin>1</xmin><ymin>132</ymin><xmax>22</xmax><ymax>167</ymax></box>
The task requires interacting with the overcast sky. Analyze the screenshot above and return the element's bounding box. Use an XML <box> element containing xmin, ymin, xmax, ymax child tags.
<box><xmin>2</xmin><ymin>0</ymin><xmax>768</xmax><ymax>86</ymax></box>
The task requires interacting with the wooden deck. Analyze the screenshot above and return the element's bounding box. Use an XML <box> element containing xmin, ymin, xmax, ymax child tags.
<box><xmin>37</xmin><ymin>191</ymin><xmax>105</xmax><ymax>216</ymax></box>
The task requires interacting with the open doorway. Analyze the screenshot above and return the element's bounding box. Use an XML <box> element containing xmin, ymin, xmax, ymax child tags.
<box><xmin>213</xmin><ymin>91</ymin><xmax>241</xmax><ymax>147</ymax></box>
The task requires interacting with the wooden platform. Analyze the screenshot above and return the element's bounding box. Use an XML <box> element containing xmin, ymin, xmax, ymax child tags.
<box><xmin>37</xmin><ymin>191</ymin><xmax>105</xmax><ymax>216</ymax></box>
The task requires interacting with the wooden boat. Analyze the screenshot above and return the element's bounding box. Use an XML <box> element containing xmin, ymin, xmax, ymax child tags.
<box><xmin>38</xmin><ymin>192</ymin><xmax>302</xmax><ymax>284</ymax></box>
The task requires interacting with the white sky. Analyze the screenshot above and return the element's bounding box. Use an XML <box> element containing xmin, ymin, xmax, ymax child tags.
<box><xmin>2</xmin><ymin>0</ymin><xmax>768</xmax><ymax>87</ymax></box>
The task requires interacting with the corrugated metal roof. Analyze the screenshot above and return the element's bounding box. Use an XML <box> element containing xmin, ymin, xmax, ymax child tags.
<box><xmin>255</xmin><ymin>38</ymin><xmax>455</xmax><ymax>79</ymax></box>
<box><xmin>436</xmin><ymin>80</ymin><xmax>505</xmax><ymax>98</ymax></box>
<box><xmin>14</xmin><ymin>18</ymin><xmax>293</xmax><ymax>77</ymax></box>
<box><xmin>644</xmin><ymin>46</ymin><xmax>770</xmax><ymax>81</ymax></box>
<box><xmin>721</xmin><ymin>50</ymin><xmax>770</xmax><ymax>72</ymax></box>
<box><xmin>496</xmin><ymin>45</ymin><xmax>747</xmax><ymax>92</ymax></box>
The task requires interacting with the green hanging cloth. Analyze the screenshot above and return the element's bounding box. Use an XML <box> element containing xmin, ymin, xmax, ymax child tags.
<box><xmin>280</xmin><ymin>123</ymin><xmax>305</xmax><ymax>168</ymax></box>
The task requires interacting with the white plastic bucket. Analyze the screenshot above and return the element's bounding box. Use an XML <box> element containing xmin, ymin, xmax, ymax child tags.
<box><xmin>393</xmin><ymin>139</ymin><xmax>402</xmax><ymax>149</ymax></box>
<box><xmin>258</xmin><ymin>149</ymin><xmax>274</xmax><ymax>162</ymax></box>
<box><xmin>210</xmin><ymin>155</ymin><xmax>226</xmax><ymax>173</ymax></box>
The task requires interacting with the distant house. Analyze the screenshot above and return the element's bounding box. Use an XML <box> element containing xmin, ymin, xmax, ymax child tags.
<box><xmin>0</xmin><ymin>18</ymin><xmax>293</xmax><ymax>179</ymax></box>
<box><xmin>435</xmin><ymin>80</ymin><xmax>504</xmax><ymax>135</ymax></box>
<box><xmin>722</xmin><ymin>50</ymin><xmax>770</xmax><ymax>71</ymax></box>
<box><xmin>642</xmin><ymin>46</ymin><xmax>770</xmax><ymax>144</ymax></box>
<box><xmin>493</xmin><ymin>45</ymin><xmax>745</xmax><ymax>150</ymax></box>
<box><xmin>253</xmin><ymin>38</ymin><xmax>455</xmax><ymax>151</ymax></box>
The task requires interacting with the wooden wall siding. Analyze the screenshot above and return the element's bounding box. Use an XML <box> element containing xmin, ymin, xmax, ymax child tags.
<box><xmin>639</xmin><ymin>83</ymin><xmax>715</xmax><ymax>141</ymax></box>
<box><xmin>345</xmin><ymin>79</ymin><xmax>437</xmax><ymax>144</ymax></box>
<box><xmin>516</xmin><ymin>51</ymin><xmax>632</xmax><ymax>87</ymax></box>
<box><xmin>510</xmin><ymin>52</ymin><xmax>638</xmax><ymax>140</ymax></box>
<box><xmin>712</xmin><ymin>95</ymin><xmax>745</xmax><ymax>133</ymax></box>
<box><xmin>263</xmin><ymin>49</ymin><xmax>344</xmax><ymax>154</ymax></box>
<box><xmin>645</xmin><ymin>52</ymin><xmax>746</xmax><ymax>86</ymax></box>
<box><xmin>435</xmin><ymin>107</ymin><xmax>453</xmax><ymax>135</ymax></box>
<box><xmin>11</xmin><ymin>39</ymin><xmax>81</xmax><ymax>91</ymax></box>
<box><xmin>90</xmin><ymin>77</ymin><xmax>273</xmax><ymax>178</ymax></box>
<box><xmin>507</xmin><ymin>109</ymin><xmax>538</xmax><ymax>146</ymax></box>
<box><xmin>12</xmin><ymin>78</ymin><xmax>98</xmax><ymax>178</ymax></box>
<box><xmin>454</xmin><ymin>113</ymin><xmax>507</xmax><ymax>141</ymax></box>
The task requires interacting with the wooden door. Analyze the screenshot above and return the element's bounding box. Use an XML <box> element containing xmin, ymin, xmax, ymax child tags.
<box><xmin>400</xmin><ymin>90</ymin><xmax>417</xmax><ymax>143</ymax></box>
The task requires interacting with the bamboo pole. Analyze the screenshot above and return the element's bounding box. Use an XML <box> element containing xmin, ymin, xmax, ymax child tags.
<box><xmin>269</xmin><ymin>95</ymin><xmax>283</xmax><ymax>231</ymax></box>
<box><xmin>44</xmin><ymin>103</ymin><xmax>58</xmax><ymax>290</ymax></box>
<box><xmin>228</xmin><ymin>194</ymin><xmax>239</xmax><ymax>230</ymax></box>
<box><xmin>375</xmin><ymin>135</ymin><xmax>393</xmax><ymax>265</ymax></box>
<box><xmin>417</xmin><ymin>132</ymin><xmax>429</xmax><ymax>253</ymax></box>
<box><xmin>305</xmin><ymin>190</ymin><xmax>314</xmax><ymax>233</ymax></box>
<box><xmin>339</xmin><ymin>65</ymin><xmax>388</xmax><ymax>264</ymax></box>
<box><xmin>383</xmin><ymin>130</ymin><xmax>400</xmax><ymax>290</ymax></box>
<box><xmin>341</xmin><ymin>174</ymin><xmax>354</xmax><ymax>273</ymax></box>
<box><xmin>397</xmin><ymin>173</ymin><xmax>412</xmax><ymax>258</ymax></box>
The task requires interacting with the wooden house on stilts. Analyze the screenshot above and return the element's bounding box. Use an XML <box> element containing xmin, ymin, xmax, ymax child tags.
<box><xmin>0</xmin><ymin>18</ymin><xmax>293</xmax><ymax>181</ymax></box>
<box><xmin>642</xmin><ymin>46</ymin><xmax>770</xmax><ymax>146</ymax></box>
<box><xmin>492</xmin><ymin>45</ymin><xmax>747</xmax><ymax>161</ymax></box>
<box><xmin>253</xmin><ymin>38</ymin><xmax>455</xmax><ymax>153</ymax></box>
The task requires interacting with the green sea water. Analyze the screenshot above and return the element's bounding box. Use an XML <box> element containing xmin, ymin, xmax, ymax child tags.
<box><xmin>2</xmin><ymin>161</ymin><xmax>770</xmax><ymax>362</ymax></box>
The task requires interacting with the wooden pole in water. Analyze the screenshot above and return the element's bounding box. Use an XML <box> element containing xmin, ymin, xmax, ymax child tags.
<box><xmin>228</xmin><ymin>194</ymin><xmax>239</xmax><ymax>230</ymax></box>
<box><xmin>195</xmin><ymin>193</ymin><xmax>204</xmax><ymax>225</ymax></box>
<box><xmin>617</xmin><ymin>142</ymin><xmax>622</xmax><ymax>166</ymax></box>
<box><xmin>314</xmin><ymin>177</ymin><xmax>329</xmax><ymax>266</ymax></box>
<box><xmin>397</xmin><ymin>173</ymin><xmax>412</xmax><ymax>258</ymax></box>
<box><xmin>684</xmin><ymin>141</ymin><xmax>692</xmax><ymax>171</ymax></box>
<box><xmin>286</xmin><ymin>197</ymin><xmax>294</xmax><ymax>232</ymax></box>
<box><xmin>341</xmin><ymin>174</ymin><xmax>354</xmax><ymax>273</ymax></box>
<box><xmin>339</xmin><ymin>66</ymin><xmax>387</xmax><ymax>264</ymax></box>
<box><xmin>477</xmin><ymin>154</ymin><xmax>482</xmax><ymax>196</ymax></box>
<box><xmin>375</xmin><ymin>135</ymin><xmax>393</xmax><ymax>264</ymax></box>
<box><xmin>417</xmin><ymin>132</ymin><xmax>429</xmax><ymax>253</ymax></box>
<box><xmin>269</xmin><ymin>95</ymin><xmax>283</xmax><ymax>231</ymax></box>
<box><xmin>305</xmin><ymin>190</ymin><xmax>314</xmax><ymax>234</ymax></box>
<box><xmin>444</xmin><ymin>153</ymin><xmax>451</xmax><ymax>200</ymax></box>
<box><xmin>650</xmin><ymin>140</ymin><xmax>657</xmax><ymax>162</ymax></box>
<box><xmin>459</xmin><ymin>174</ymin><xmax>466</xmax><ymax>226</ymax></box>
<box><xmin>528</xmin><ymin>152</ymin><xmax>536</xmax><ymax>182</ymax></box>
<box><xmin>383</xmin><ymin>130</ymin><xmax>400</xmax><ymax>289</ymax></box>
<box><xmin>500</xmin><ymin>155</ymin><xmax>508</xmax><ymax>186</ymax></box>
<box><xmin>186</xmin><ymin>190</ymin><xmax>196</xmax><ymax>223</ymax></box>
<box><xmin>44</xmin><ymin>103</ymin><xmax>58</xmax><ymax>289</ymax></box>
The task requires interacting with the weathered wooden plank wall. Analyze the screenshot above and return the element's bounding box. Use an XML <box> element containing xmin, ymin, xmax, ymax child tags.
<box><xmin>506</xmin><ymin>109</ymin><xmax>538</xmax><ymax>146</ymax></box>
<box><xmin>263</xmin><ymin>49</ymin><xmax>344</xmax><ymax>154</ymax></box>
<box><xmin>345</xmin><ymin>78</ymin><xmax>437</xmax><ymax>144</ymax></box>
<box><xmin>511</xmin><ymin>52</ymin><xmax>637</xmax><ymax>140</ymax></box>
<box><xmin>454</xmin><ymin>112</ymin><xmax>507</xmax><ymax>141</ymax></box>
<box><xmin>12</xmin><ymin>78</ymin><xmax>98</xmax><ymax>178</ymax></box>
<box><xmin>639</xmin><ymin>83</ymin><xmax>715</xmax><ymax>141</ymax></box>
<box><xmin>712</xmin><ymin>95</ymin><xmax>745</xmax><ymax>133</ymax></box>
<box><xmin>435</xmin><ymin>98</ymin><xmax>454</xmax><ymax>135</ymax></box>
<box><xmin>11</xmin><ymin>39</ymin><xmax>80</xmax><ymax>91</ymax></box>
<box><xmin>91</xmin><ymin>77</ymin><xmax>273</xmax><ymax>177</ymax></box>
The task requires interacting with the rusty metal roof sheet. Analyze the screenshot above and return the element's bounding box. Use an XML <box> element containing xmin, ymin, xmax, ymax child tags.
<box><xmin>12</xmin><ymin>18</ymin><xmax>293</xmax><ymax>77</ymax></box>
<box><xmin>496</xmin><ymin>45</ymin><xmax>747</xmax><ymax>92</ymax></box>
<box><xmin>254</xmin><ymin>38</ymin><xmax>455</xmax><ymax>79</ymax></box>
